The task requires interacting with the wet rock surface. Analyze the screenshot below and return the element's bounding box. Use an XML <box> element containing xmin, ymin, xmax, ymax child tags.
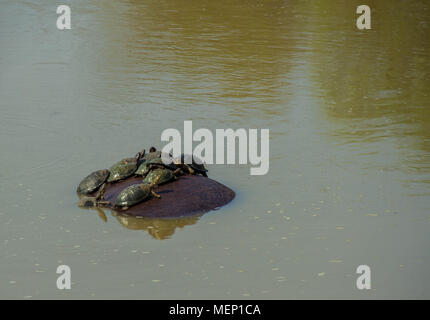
<box><xmin>84</xmin><ymin>175</ymin><xmax>235</xmax><ymax>218</ymax></box>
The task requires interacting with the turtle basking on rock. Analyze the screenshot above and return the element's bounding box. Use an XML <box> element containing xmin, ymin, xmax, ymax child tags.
<box><xmin>114</xmin><ymin>176</ymin><xmax>161</xmax><ymax>210</ymax></box>
<box><xmin>135</xmin><ymin>146</ymin><xmax>159</xmax><ymax>176</ymax></box>
<box><xmin>135</xmin><ymin>147</ymin><xmax>177</xmax><ymax>176</ymax></box>
<box><xmin>77</xmin><ymin>169</ymin><xmax>110</xmax><ymax>195</ymax></box>
<box><xmin>136</xmin><ymin>156</ymin><xmax>177</xmax><ymax>176</ymax></box>
<box><xmin>145</xmin><ymin>146</ymin><xmax>162</xmax><ymax>160</ymax></box>
<box><xmin>107</xmin><ymin>150</ymin><xmax>145</xmax><ymax>183</ymax></box>
<box><xmin>173</xmin><ymin>154</ymin><xmax>208</xmax><ymax>177</ymax></box>
<box><xmin>76</xmin><ymin>147</ymin><xmax>234</xmax><ymax>220</ymax></box>
<box><xmin>143</xmin><ymin>167</ymin><xmax>182</xmax><ymax>185</ymax></box>
<box><xmin>78</xmin><ymin>183</ymin><xmax>110</xmax><ymax>208</ymax></box>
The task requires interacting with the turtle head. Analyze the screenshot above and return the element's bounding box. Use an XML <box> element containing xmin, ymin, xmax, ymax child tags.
<box><xmin>78</xmin><ymin>197</ymin><xmax>97</xmax><ymax>208</ymax></box>
<box><xmin>135</xmin><ymin>149</ymin><xmax>146</xmax><ymax>160</ymax></box>
<box><xmin>149</xmin><ymin>146</ymin><xmax>157</xmax><ymax>153</ymax></box>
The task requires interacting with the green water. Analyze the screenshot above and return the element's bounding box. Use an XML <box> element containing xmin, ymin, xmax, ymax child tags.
<box><xmin>0</xmin><ymin>0</ymin><xmax>429</xmax><ymax>299</ymax></box>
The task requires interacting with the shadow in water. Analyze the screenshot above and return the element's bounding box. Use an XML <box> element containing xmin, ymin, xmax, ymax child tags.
<box><xmin>91</xmin><ymin>207</ymin><xmax>201</xmax><ymax>240</ymax></box>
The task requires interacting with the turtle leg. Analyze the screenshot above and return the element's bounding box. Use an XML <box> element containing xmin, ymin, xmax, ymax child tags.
<box><xmin>187</xmin><ymin>165</ymin><xmax>195</xmax><ymax>175</ymax></box>
<box><xmin>173</xmin><ymin>168</ymin><xmax>183</xmax><ymax>177</ymax></box>
<box><xmin>201</xmin><ymin>172</ymin><xmax>208</xmax><ymax>177</ymax></box>
<box><xmin>140</xmin><ymin>149</ymin><xmax>146</xmax><ymax>158</ymax></box>
<box><xmin>151</xmin><ymin>190</ymin><xmax>161</xmax><ymax>198</ymax></box>
<box><xmin>95</xmin><ymin>184</ymin><xmax>109</xmax><ymax>207</ymax></box>
<box><xmin>135</xmin><ymin>149</ymin><xmax>146</xmax><ymax>160</ymax></box>
<box><xmin>95</xmin><ymin>183</ymin><xmax>106</xmax><ymax>200</ymax></box>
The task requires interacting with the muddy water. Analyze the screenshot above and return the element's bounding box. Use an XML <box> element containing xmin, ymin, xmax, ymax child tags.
<box><xmin>0</xmin><ymin>0</ymin><xmax>429</xmax><ymax>299</ymax></box>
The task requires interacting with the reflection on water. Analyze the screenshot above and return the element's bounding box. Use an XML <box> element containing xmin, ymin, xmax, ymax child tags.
<box><xmin>88</xmin><ymin>208</ymin><xmax>201</xmax><ymax>240</ymax></box>
<box><xmin>307</xmin><ymin>0</ymin><xmax>430</xmax><ymax>171</ymax></box>
<box><xmin>114</xmin><ymin>212</ymin><xmax>201</xmax><ymax>240</ymax></box>
<box><xmin>80</xmin><ymin>0</ymin><xmax>430</xmax><ymax>176</ymax></box>
<box><xmin>83</xmin><ymin>0</ymin><xmax>300</xmax><ymax>122</ymax></box>
<box><xmin>114</xmin><ymin>211</ymin><xmax>200</xmax><ymax>240</ymax></box>
<box><xmin>304</xmin><ymin>2</ymin><xmax>430</xmax><ymax>198</ymax></box>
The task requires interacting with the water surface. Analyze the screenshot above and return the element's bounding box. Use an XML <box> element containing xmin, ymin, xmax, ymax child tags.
<box><xmin>0</xmin><ymin>0</ymin><xmax>429</xmax><ymax>299</ymax></box>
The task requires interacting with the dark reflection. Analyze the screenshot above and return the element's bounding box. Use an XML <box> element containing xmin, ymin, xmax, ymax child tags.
<box><xmin>88</xmin><ymin>0</ymin><xmax>301</xmax><ymax>119</ymax></box>
<box><xmin>113</xmin><ymin>211</ymin><xmax>201</xmax><ymax>240</ymax></box>
<box><xmin>310</xmin><ymin>1</ymin><xmax>430</xmax><ymax>141</ymax></box>
<box><xmin>86</xmin><ymin>207</ymin><xmax>201</xmax><ymax>240</ymax></box>
<box><xmin>307</xmin><ymin>0</ymin><xmax>430</xmax><ymax>171</ymax></box>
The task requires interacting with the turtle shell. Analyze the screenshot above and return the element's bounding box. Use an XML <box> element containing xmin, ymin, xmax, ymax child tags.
<box><xmin>145</xmin><ymin>150</ymin><xmax>161</xmax><ymax>161</ymax></box>
<box><xmin>77</xmin><ymin>169</ymin><xmax>110</xmax><ymax>194</ymax></box>
<box><xmin>136</xmin><ymin>157</ymin><xmax>155</xmax><ymax>176</ymax></box>
<box><xmin>136</xmin><ymin>157</ymin><xmax>176</xmax><ymax>175</ymax></box>
<box><xmin>115</xmin><ymin>183</ymin><xmax>152</xmax><ymax>207</ymax></box>
<box><xmin>107</xmin><ymin>158</ymin><xmax>138</xmax><ymax>183</ymax></box>
<box><xmin>134</xmin><ymin>151</ymin><xmax>160</xmax><ymax>175</ymax></box>
<box><xmin>143</xmin><ymin>168</ymin><xmax>174</xmax><ymax>185</ymax></box>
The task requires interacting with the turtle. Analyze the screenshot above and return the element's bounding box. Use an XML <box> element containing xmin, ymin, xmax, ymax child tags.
<box><xmin>135</xmin><ymin>157</ymin><xmax>157</xmax><ymax>176</ymax></box>
<box><xmin>78</xmin><ymin>183</ymin><xmax>110</xmax><ymax>208</ymax></box>
<box><xmin>136</xmin><ymin>156</ymin><xmax>178</xmax><ymax>176</ymax></box>
<box><xmin>145</xmin><ymin>146</ymin><xmax>162</xmax><ymax>161</ymax></box>
<box><xmin>114</xmin><ymin>176</ymin><xmax>161</xmax><ymax>210</ymax></box>
<box><xmin>134</xmin><ymin>147</ymin><xmax>160</xmax><ymax>176</ymax></box>
<box><xmin>107</xmin><ymin>150</ymin><xmax>145</xmax><ymax>183</ymax></box>
<box><xmin>77</xmin><ymin>169</ymin><xmax>110</xmax><ymax>195</ymax></box>
<box><xmin>142</xmin><ymin>167</ymin><xmax>182</xmax><ymax>185</ymax></box>
<box><xmin>173</xmin><ymin>154</ymin><xmax>208</xmax><ymax>177</ymax></box>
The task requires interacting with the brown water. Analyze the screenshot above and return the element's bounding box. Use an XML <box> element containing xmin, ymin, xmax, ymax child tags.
<box><xmin>0</xmin><ymin>0</ymin><xmax>429</xmax><ymax>299</ymax></box>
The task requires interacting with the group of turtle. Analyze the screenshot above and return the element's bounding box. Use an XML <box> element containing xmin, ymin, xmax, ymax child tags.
<box><xmin>77</xmin><ymin>147</ymin><xmax>208</xmax><ymax>210</ymax></box>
